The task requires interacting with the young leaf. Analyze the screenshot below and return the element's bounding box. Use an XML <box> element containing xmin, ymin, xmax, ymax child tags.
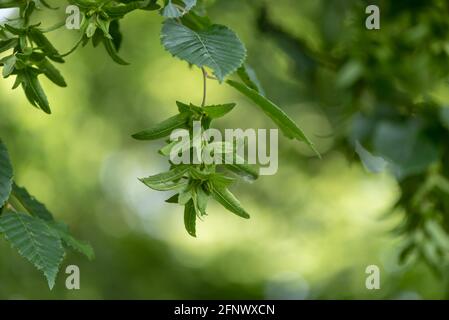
<box><xmin>176</xmin><ymin>101</ymin><xmax>202</xmax><ymax>115</ymax></box>
<box><xmin>195</xmin><ymin>185</ymin><xmax>208</xmax><ymax>216</ymax></box>
<box><xmin>178</xmin><ymin>187</ymin><xmax>192</xmax><ymax>205</ymax></box>
<box><xmin>21</xmin><ymin>69</ymin><xmax>51</xmax><ymax>114</ymax></box>
<box><xmin>159</xmin><ymin>140</ymin><xmax>179</xmax><ymax>156</ymax></box>
<box><xmin>39</xmin><ymin>59</ymin><xmax>67</xmax><ymax>87</ymax></box>
<box><xmin>0</xmin><ymin>139</ymin><xmax>13</xmax><ymax>208</ymax></box>
<box><xmin>11</xmin><ymin>183</ymin><xmax>54</xmax><ymax>221</ymax></box>
<box><xmin>161</xmin><ymin>19</ymin><xmax>246</xmax><ymax>82</ymax></box>
<box><xmin>28</xmin><ymin>28</ymin><xmax>64</xmax><ymax>63</ymax></box>
<box><xmin>203</xmin><ymin>103</ymin><xmax>236</xmax><ymax>119</ymax></box>
<box><xmin>132</xmin><ymin>112</ymin><xmax>190</xmax><ymax>140</ymax></box>
<box><xmin>184</xmin><ymin>199</ymin><xmax>197</xmax><ymax>237</ymax></box>
<box><xmin>0</xmin><ymin>211</ymin><xmax>64</xmax><ymax>289</ymax></box>
<box><xmin>226</xmin><ymin>80</ymin><xmax>319</xmax><ymax>156</ymax></box>
<box><xmin>1</xmin><ymin>55</ymin><xmax>16</xmax><ymax>78</ymax></box>
<box><xmin>208</xmin><ymin>180</ymin><xmax>250</xmax><ymax>219</ymax></box>
<box><xmin>224</xmin><ymin>162</ymin><xmax>259</xmax><ymax>182</ymax></box>
<box><xmin>103</xmin><ymin>37</ymin><xmax>129</xmax><ymax>65</ymax></box>
<box><xmin>140</xmin><ymin>166</ymin><xmax>189</xmax><ymax>191</ymax></box>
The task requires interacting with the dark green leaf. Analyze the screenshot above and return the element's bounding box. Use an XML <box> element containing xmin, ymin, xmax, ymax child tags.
<box><xmin>21</xmin><ymin>69</ymin><xmax>51</xmax><ymax>113</ymax></box>
<box><xmin>184</xmin><ymin>199</ymin><xmax>197</xmax><ymax>237</ymax></box>
<box><xmin>39</xmin><ymin>59</ymin><xmax>67</xmax><ymax>87</ymax></box>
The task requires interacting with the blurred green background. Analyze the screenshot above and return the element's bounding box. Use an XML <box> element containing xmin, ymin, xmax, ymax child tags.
<box><xmin>0</xmin><ymin>0</ymin><xmax>448</xmax><ymax>299</ymax></box>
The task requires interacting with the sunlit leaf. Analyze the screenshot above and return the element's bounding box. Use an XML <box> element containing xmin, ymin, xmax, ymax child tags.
<box><xmin>161</xmin><ymin>19</ymin><xmax>246</xmax><ymax>82</ymax></box>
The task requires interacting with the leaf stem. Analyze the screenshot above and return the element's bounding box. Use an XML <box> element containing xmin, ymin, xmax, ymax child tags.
<box><xmin>201</xmin><ymin>67</ymin><xmax>207</xmax><ymax>107</ymax></box>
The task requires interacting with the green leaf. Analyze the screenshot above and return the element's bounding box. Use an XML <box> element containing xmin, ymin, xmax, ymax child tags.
<box><xmin>49</xmin><ymin>222</ymin><xmax>95</xmax><ymax>260</ymax></box>
<box><xmin>224</xmin><ymin>160</ymin><xmax>259</xmax><ymax>182</ymax></box>
<box><xmin>140</xmin><ymin>166</ymin><xmax>189</xmax><ymax>191</ymax></box>
<box><xmin>21</xmin><ymin>69</ymin><xmax>51</xmax><ymax>114</ymax></box>
<box><xmin>28</xmin><ymin>28</ymin><xmax>64</xmax><ymax>63</ymax></box>
<box><xmin>39</xmin><ymin>59</ymin><xmax>67</xmax><ymax>87</ymax></box>
<box><xmin>161</xmin><ymin>20</ymin><xmax>246</xmax><ymax>82</ymax></box>
<box><xmin>132</xmin><ymin>112</ymin><xmax>190</xmax><ymax>140</ymax></box>
<box><xmin>0</xmin><ymin>211</ymin><xmax>64</xmax><ymax>289</ymax></box>
<box><xmin>11</xmin><ymin>183</ymin><xmax>54</xmax><ymax>221</ymax></box>
<box><xmin>104</xmin><ymin>0</ymin><xmax>153</xmax><ymax>18</ymax></box>
<box><xmin>158</xmin><ymin>139</ymin><xmax>179</xmax><ymax>156</ymax></box>
<box><xmin>1</xmin><ymin>55</ymin><xmax>16</xmax><ymax>78</ymax></box>
<box><xmin>237</xmin><ymin>64</ymin><xmax>265</xmax><ymax>95</ymax></box>
<box><xmin>103</xmin><ymin>37</ymin><xmax>129</xmax><ymax>65</ymax></box>
<box><xmin>226</xmin><ymin>80</ymin><xmax>319</xmax><ymax>156</ymax></box>
<box><xmin>195</xmin><ymin>185</ymin><xmax>208</xmax><ymax>216</ymax></box>
<box><xmin>165</xmin><ymin>193</ymin><xmax>179</xmax><ymax>203</ymax></box>
<box><xmin>176</xmin><ymin>101</ymin><xmax>202</xmax><ymax>115</ymax></box>
<box><xmin>0</xmin><ymin>140</ymin><xmax>13</xmax><ymax>208</ymax></box>
<box><xmin>0</xmin><ymin>38</ymin><xmax>18</xmax><ymax>53</ymax></box>
<box><xmin>161</xmin><ymin>0</ymin><xmax>196</xmax><ymax>18</ymax></box>
<box><xmin>184</xmin><ymin>199</ymin><xmax>197</xmax><ymax>237</ymax></box>
<box><xmin>208</xmin><ymin>180</ymin><xmax>249</xmax><ymax>219</ymax></box>
<box><xmin>202</xmin><ymin>103</ymin><xmax>236</xmax><ymax>119</ymax></box>
<box><xmin>178</xmin><ymin>187</ymin><xmax>192</xmax><ymax>205</ymax></box>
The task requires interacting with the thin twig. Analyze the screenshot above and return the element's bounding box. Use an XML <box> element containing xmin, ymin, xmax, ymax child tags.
<box><xmin>201</xmin><ymin>67</ymin><xmax>207</xmax><ymax>107</ymax></box>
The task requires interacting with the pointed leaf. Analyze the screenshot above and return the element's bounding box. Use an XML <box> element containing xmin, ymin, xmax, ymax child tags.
<box><xmin>209</xmin><ymin>180</ymin><xmax>249</xmax><ymax>219</ymax></box>
<box><xmin>132</xmin><ymin>112</ymin><xmax>190</xmax><ymax>140</ymax></box>
<box><xmin>227</xmin><ymin>80</ymin><xmax>319</xmax><ymax>156</ymax></box>
<box><xmin>11</xmin><ymin>183</ymin><xmax>54</xmax><ymax>221</ymax></box>
<box><xmin>184</xmin><ymin>199</ymin><xmax>197</xmax><ymax>237</ymax></box>
<box><xmin>140</xmin><ymin>166</ymin><xmax>189</xmax><ymax>191</ymax></box>
<box><xmin>21</xmin><ymin>69</ymin><xmax>51</xmax><ymax>114</ymax></box>
<box><xmin>203</xmin><ymin>103</ymin><xmax>236</xmax><ymax>119</ymax></box>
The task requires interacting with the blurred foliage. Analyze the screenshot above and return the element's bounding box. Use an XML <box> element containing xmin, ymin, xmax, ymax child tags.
<box><xmin>1</xmin><ymin>0</ymin><xmax>449</xmax><ymax>299</ymax></box>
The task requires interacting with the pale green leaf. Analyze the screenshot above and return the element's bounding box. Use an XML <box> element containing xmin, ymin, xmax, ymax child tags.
<box><xmin>140</xmin><ymin>166</ymin><xmax>189</xmax><ymax>191</ymax></box>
